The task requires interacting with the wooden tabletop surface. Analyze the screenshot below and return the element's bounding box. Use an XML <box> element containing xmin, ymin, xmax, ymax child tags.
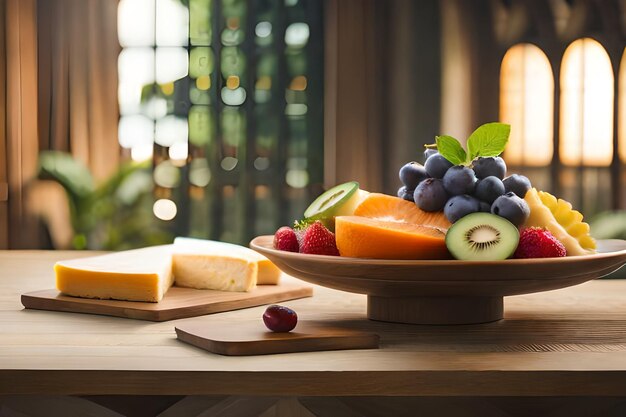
<box><xmin>1</xmin><ymin>250</ymin><xmax>626</xmax><ymax>397</ymax></box>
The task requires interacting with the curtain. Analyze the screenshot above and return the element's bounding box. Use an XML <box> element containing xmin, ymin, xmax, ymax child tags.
<box><xmin>2</xmin><ymin>0</ymin><xmax>120</xmax><ymax>248</ymax></box>
<box><xmin>37</xmin><ymin>0</ymin><xmax>120</xmax><ymax>182</ymax></box>
<box><xmin>4</xmin><ymin>0</ymin><xmax>40</xmax><ymax>248</ymax></box>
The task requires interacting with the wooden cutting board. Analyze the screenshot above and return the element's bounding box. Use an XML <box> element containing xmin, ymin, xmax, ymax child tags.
<box><xmin>175</xmin><ymin>321</ymin><xmax>380</xmax><ymax>356</ymax></box>
<box><xmin>21</xmin><ymin>283</ymin><xmax>313</xmax><ymax>321</ymax></box>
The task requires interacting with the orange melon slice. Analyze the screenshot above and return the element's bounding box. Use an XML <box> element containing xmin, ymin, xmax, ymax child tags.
<box><xmin>335</xmin><ymin>216</ymin><xmax>450</xmax><ymax>260</ymax></box>
<box><xmin>354</xmin><ymin>193</ymin><xmax>451</xmax><ymax>231</ymax></box>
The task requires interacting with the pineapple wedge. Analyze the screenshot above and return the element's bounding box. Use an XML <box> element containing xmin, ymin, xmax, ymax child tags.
<box><xmin>524</xmin><ymin>188</ymin><xmax>596</xmax><ymax>256</ymax></box>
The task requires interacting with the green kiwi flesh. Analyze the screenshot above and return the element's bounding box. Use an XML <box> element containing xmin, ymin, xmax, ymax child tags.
<box><xmin>445</xmin><ymin>213</ymin><xmax>519</xmax><ymax>261</ymax></box>
<box><xmin>303</xmin><ymin>181</ymin><xmax>360</xmax><ymax>228</ymax></box>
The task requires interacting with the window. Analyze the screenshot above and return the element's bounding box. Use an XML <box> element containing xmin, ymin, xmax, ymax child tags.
<box><xmin>500</xmin><ymin>43</ymin><xmax>554</xmax><ymax>166</ymax></box>
<box><xmin>560</xmin><ymin>37</ymin><xmax>614</xmax><ymax>166</ymax></box>
<box><xmin>117</xmin><ymin>0</ymin><xmax>323</xmax><ymax>244</ymax></box>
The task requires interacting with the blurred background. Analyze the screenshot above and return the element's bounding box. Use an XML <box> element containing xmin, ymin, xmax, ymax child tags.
<box><xmin>0</xmin><ymin>0</ymin><xmax>625</xmax><ymax>250</ymax></box>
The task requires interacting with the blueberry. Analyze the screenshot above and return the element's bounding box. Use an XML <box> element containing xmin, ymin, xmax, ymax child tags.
<box><xmin>414</xmin><ymin>178</ymin><xmax>448</xmax><ymax>212</ymax></box>
<box><xmin>474</xmin><ymin>176</ymin><xmax>505</xmax><ymax>204</ymax></box>
<box><xmin>442</xmin><ymin>166</ymin><xmax>477</xmax><ymax>196</ymax></box>
<box><xmin>502</xmin><ymin>174</ymin><xmax>532</xmax><ymax>198</ymax></box>
<box><xmin>424</xmin><ymin>148</ymin><xmax>438</xmax><ymax>161</ymax></box>
<box><xmin>479</xmin><ymin>201</ymin><xmax>492</xmax><ymax>213</ymax></box>
<box><xmin>397</xmin><ymin>185</ymin><xmax>415</xmax><ymax>202</ymax></box>
<box><xmin>424</xmin><ymin>154</ymin><xmax>453</xmax><ymax>179</ymax></box>
<box><xmin>399</xmin><ymin>162</ymin><xmax>429</xmax><ymax>190</ymax></box>
<box><xmin>444</xmin><ymin>194</ymin><xmax>481</xmax><ymax>223</ymax></box>
<box><xmin>472</xmin><ymin>157</ymin><xmax>507</xmax><ymax>180</ymax></box>
<box><xmin>491</xmin><ymin>192</ymin><xmax>530</xmax><ymax>227</ymax></box>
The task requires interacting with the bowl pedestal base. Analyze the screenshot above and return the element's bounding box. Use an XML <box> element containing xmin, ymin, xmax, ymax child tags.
<box><xmin>367</xmin><ymin>295</ymin><xmax>504</xmax><ymax>325</ymax></box>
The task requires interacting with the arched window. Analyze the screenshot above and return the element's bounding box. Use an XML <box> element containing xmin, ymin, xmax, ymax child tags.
<box><xmin>560</xmin><ymin>38</ymin><xmax>614</xmax><ymax>166</ymax></box>
<box><xmin>500</xmin><ymin>43</ymin><xmax>554</xmax><ymax>166</ymax></box>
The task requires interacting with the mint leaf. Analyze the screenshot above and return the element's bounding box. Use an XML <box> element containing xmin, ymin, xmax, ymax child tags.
<box><xmin>435</xmin><ymin>135</ymin><xmax>467</xmax><ymax>165</ymax></box>
<box><xmin>466</xmin><ymin>122</ymin><xmax>510</xmax><ymax>160</ymax></box>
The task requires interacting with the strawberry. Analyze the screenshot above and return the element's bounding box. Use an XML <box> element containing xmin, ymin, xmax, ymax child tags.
<box><xmin>273</xmin><ymin>227</ymin><xmax>299</xmax><ymax>252</ymax></box>
<box><xmin>299</xmin><ymin>221</ymin><xmax>340</xmax><ymax>256</ymax></box>
<box><xmin>514</xmin><ymin>227</ymin><xmax>567</xmax><ymax>259</ymax></box>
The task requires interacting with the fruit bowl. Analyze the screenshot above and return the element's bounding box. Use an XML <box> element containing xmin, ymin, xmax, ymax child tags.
<box><xmin>250</xmin><ymin>237</ymin><xmax>626</xmax><ymax>324</ymax></box>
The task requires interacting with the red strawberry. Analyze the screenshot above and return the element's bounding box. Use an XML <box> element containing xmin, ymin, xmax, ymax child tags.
<box><xmin>273</xmin><ymin>227</ymin><xmax>299</xmax><ymax>252</ymax></box>
<box><xmin>514</xmin><ymin>227</ymin><xmax>567</xmax><ymax>259</ymax></box>
<box><xmin>300</xmin><ymin>221</ymin><xmax>340</xmax><ymax>256</ymax></box>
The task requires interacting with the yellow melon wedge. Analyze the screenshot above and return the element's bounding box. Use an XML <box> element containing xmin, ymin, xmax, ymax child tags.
<box><xmin>524</xmin><ymin>188</ymin><xmax>595</xmax><ymax>256</ymax></box>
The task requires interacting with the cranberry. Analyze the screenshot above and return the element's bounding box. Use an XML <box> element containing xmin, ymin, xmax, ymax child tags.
<box><xmin>263</xmin><ymin>305</ymin><xmax>297</xmax><ymax>332</ymax></box>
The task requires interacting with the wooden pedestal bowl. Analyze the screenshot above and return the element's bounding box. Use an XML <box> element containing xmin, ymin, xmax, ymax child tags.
<box><xmin>250</xmin><ymin>237</ymin><xmax>626</xmax><ymax>325</ymax></box>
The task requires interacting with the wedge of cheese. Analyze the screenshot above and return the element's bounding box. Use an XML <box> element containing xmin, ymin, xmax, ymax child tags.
<box><xmin>173</xmin><ymin>238</ymin><xmax>258</xmax><ymax>292</ymax></box>
<box><xmin>55</xmin><ymin>245</ymin><xmax>174</xmax><ymax>302</ymax></box>
<box><xmin>173</xmin><ymin>237</ymin><xmax>281</xmax><ymax>285</ymax></box>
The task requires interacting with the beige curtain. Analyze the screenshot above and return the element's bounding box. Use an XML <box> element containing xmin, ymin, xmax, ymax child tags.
<box><xmin>38</xmin><ymin>0</ymin><xmax>120</xmax><ymax>182</ymax></box>
<box><xmin>2</xmin><ymin>0</ymin><xmax>120</xmax><ymax>248</ymax></box>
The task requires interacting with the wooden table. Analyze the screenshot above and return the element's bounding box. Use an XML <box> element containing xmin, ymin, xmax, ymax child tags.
<box><xmin>1</xmin><ymin>251</ymin><xmax>626</xmax><ymax>416</ymax></box>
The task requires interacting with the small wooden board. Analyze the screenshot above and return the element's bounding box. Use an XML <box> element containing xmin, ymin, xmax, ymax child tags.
<box><xmin>175</xmin><ymin>321</ymin><xmax>380</xmax><ymax>356</ymax></box>
<box><xmin>21</xmin><ymin>283</ymin><xmax>313</xmax><ymax>322</ymax></box>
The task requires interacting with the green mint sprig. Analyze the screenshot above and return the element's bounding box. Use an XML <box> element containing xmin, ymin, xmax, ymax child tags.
<box><xmin>429</xmin><ymin>122</ymin><xmax>511</xmax><ymax>166</ymax></box>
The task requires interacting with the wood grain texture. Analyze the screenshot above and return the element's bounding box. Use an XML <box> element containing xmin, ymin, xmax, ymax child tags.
<box><xmin>175</xmin><ymin>322</ymin><xmax>379</xmax><ymax>356</ymax></box>
<box><xmin>2</xmin><ymin>251</ymin><xmax>626</xmax><ymax>396</ymax></box>
<box><xmin>21</xmin><ymin>284</ymin><xmax>313</xmax><ymax>322</ymax></box>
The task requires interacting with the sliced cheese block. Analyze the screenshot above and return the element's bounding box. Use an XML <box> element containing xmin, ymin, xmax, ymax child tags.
<box><xmin>55</xmin><ymin>245</ymin><xmax>174</xmax><ymax>302</ymax></box>
<box><xmin>173</xmin><ymin>239</ymin><xmax>258</xmax><ymax>292</ymax></box>
<box><xmin>174</xmin><ymin>237</ymin><xmax>281</xmax><ymax>285</ymax></box>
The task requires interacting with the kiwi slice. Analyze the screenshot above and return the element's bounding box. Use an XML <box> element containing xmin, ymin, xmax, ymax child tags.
<box><xmin>303</xmin><ymin>181</ymin><xmax>363</xmax><ymax>228</ymax></box>
<box><xmin>446</xmin><ymin>213</ymin><xmax>519</xmax><ymax>261</ymax></box>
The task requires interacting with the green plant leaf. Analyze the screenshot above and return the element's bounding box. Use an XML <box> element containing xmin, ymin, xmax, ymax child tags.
<box><xmin>435</xmin><ymin>135</ymin><xmax>467</xmax><ymax>165</ymax></box>
<box><xmin>466</xmin><ymin>122</ymin><xmax>511</xmax><ymax>160</ymax></box>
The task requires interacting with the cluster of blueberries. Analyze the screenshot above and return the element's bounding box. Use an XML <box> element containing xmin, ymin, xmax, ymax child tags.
<box><xmin>398</xmin><ymin>150</ymin><xmax>532</xmax><ymax>226</ymax></box>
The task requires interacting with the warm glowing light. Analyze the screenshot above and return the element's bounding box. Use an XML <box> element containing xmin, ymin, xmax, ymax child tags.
<box><xmin>226</xmin><ymin>75</ymin><xmax>240</xmax><ymax>90</ymax></box>
<box><xmin>255</xmin><ymin>76</ymin><xmax>271</xmax><ymax>90</ymax></box>
<box><xmin>289</xmin><ymin>76</ymin><xmax>307</xmax><ymax>91</ymax></box>
<box><xmin>617</xmin><ymin>48</ymin><xmax>626</xmax><ymax>163</ymax></box>
<box><xmin>500</xmin><ymin>43</ymin><xmax>554</xmax><ymax>166</ymax></box>
<box><xmin>131</xmin><ymin>144</ymin><xmax>154</xmax><ymax>162</ymax></box>
<box><xmin>226</xmin><ymin>17</ymin><xmax>240</xmax><ymax>30</ymax></box>
<box><xmin>196</xmin><ymin>75</ymin><xmax>211</xmax><ymax>91</ymax></box>
<box><xmin>560</xmin><ymin>38</ymin><xmax>614</xmax><ymax>166</ymax></box>
<box><xmin>161</xmin><ymin>82</ymin><xmax>175</xmax><ymax>96</ymax></box>
<box><xmin>153</xmin><ymin>199</ymin><xmax>177</xmax><ymax>221</ymax></box>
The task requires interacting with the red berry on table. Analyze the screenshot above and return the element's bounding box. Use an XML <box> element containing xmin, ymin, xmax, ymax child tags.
<box><xmin>273</xmin><ymin>226</ymin><xmax>299</xmax><ymax>252</ymax></box>
<box><xmin>263</xmin><ymin>305</ymin><xmax>298</xmax><ymax>332</ymax></box>
<box><xmin>299</xmin><ymin>221</ymin><xmax>340</xmax><ymax>256</ymax></box>
<box><xmin>514</xmin><ymin>227</ymin><xmax>567</xmax><ymax>259</ymax></box>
